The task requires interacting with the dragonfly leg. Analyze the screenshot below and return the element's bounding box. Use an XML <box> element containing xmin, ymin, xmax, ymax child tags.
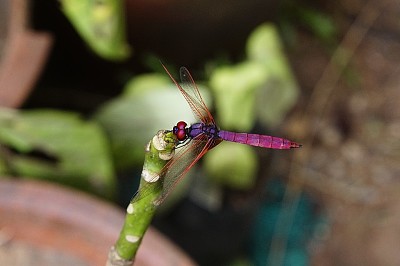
<box><xmin>176</xmin><ymin>138</ymin><xmax>191</xmax><ymax>148</ymax></box>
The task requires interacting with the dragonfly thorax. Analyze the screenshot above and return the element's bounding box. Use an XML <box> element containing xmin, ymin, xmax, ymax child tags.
<box><xmin>188</xmin><ymin>123</ymin><xmax>219</xmax><ymax>139</ymax></box>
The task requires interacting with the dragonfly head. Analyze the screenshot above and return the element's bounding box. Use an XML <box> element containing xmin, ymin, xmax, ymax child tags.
<box><xmin>173</xmin><ymin>121</ymin><xmax>188</xmax><ymax>141</ymax></box>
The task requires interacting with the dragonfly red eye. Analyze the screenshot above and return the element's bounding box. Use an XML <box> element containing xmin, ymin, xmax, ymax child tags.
<box><xmin>177</xmin><ymin>121</ymin><xmax>187</xmax><ymax>129</ymax></box>
<box><xmin>176</xmin><ymin>128</ymin><xmax>187</xmax><ymax>141</ymax></box>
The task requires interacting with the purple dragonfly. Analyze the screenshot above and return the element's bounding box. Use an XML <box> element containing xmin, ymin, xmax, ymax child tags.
<box><xmin>138</xmin><ymin>65</ymin><xmax>301</xmax><ymax>205</ymax></box>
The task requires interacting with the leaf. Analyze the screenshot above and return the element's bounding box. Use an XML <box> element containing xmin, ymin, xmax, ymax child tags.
<box><xmin>61</xmin><ymin>0</ymin><xmax>130</xmax><ymax>61</ymax></box>
<box><xmin>209</xmin><ymin>62</ymin><xmax>268</xmax><ymax>131</ymax></box>
<box><xmin>203</xmin><ymin>142</ymin><xmax>258</xmax><ymax>190</ymax></box>
<box><xmin>123</xmin><ymin>74</ymin><xmax>171</xmax><ymax>98</ymax></box>
<box><xmin>297</xmin><ymin>7</ymin><xmax>337</xmax><ymax>44</ymax></box>
<box><xmin>0</xmin><ymin>110</ymin><xmax>33</xmax><ymax>153</ymax></box>
<box><xmin>247</xmin><ymin>23</ymin><xmax>284</xmax><ymax>63</ymax></box>
<box><xmin>0</xmin><ymin>109</ymin><xmax>115</xmax><ymax>198</ymax></box>
<box><xmin>208</xmin><ymin>23</ymin><xmax>299</xmax><ymax>130</ymax></box>
<box><xmin>246</xmin><ymin>23</ymin><xmax>299</xmax><ymax>127</ymax></box>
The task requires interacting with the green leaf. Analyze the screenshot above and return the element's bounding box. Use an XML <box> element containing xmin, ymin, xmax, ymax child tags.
<box><xmin>208</xmin><ymin>23</ymin><xmax>299</xmax><ymax>130</ymax></box>
<box><xmin>297</xmin><ymin>7</ymin><xmax>337</xmax><ymax>44</ymax></box>
<box><xmin>123</xmin><ymin>74</ymin><xmax>171</xmax><ymax>97</ymax></box>
<box><xmin>209</xmin><ymin>62</ymin><xmax>268</xmax><ymax>131</ymax></box>
<box><xmin>0</xmin><ymin>110</ymin><xmax>33</xmax><ymax>153</ymax></box>
<box><xmin>61</xmin><ymin>0</ymin><xmax>130</xmax><ymax>61</ymax></box>
<box><xmin>203</xmin><ymin>142</ymin><xmax>258</xmax><ymax>190</ymax></box>
<box><xmin>0</xmin><ymin>109</ymin><xmax>115</xmax><ymax>198</ymax></box>
<box><xmin>246</xmin><ymin>23</ymin><xmax>299</xmax><ymax>127</ymax></box>
<box><xmin>247</xmin><ymin>23</ymin><xmax>284</xmax><ymax>63</ymax></box>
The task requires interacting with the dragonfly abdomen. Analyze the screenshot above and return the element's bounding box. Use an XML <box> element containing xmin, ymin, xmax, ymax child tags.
<box><xmin>218</xmin><ymin>130</ymin><xmax>300</xmax><ymax>149</ymax></box>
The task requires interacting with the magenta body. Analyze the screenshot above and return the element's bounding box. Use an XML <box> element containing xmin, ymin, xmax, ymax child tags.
<box><xmin>184</xmin><ymin>122</ymin><xmax>299</xmax><ymax>149</ymax></box>
<box><xmin>219</xmin><ymin>130</ymin><xmax>297</xmax><ymax>149</ymax></box>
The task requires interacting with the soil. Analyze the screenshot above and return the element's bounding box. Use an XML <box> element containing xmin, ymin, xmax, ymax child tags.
<box><xmin>286</xmin><ymin>1</ymin><xmax>400</xmax><ymax>265</ymax></box>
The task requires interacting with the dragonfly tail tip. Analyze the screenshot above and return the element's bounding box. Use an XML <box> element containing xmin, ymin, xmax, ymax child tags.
<box><xmin>290</xmin><ymin>142</ymin><xmax>302</xmax><ymax>148</ymax></box>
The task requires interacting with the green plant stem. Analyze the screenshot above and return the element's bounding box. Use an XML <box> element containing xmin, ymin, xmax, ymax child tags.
<box><xmin>106</xmin><ymin>130</ymin><xmax>177</xmax><ymax>266</ymax></box>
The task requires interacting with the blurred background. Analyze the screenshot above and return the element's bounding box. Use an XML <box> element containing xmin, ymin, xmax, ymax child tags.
<box><xmin>0</xmin><ymin>0</ymin><xmax>399</xmax><ymax>265</ymax></box>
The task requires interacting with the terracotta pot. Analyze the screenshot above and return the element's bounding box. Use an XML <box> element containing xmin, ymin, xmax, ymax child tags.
<box><xmin>0</xmin><ymin>0</ymin><xmax>52</xmax><ymax>108</ymax></box>
<box><xmin>0</xmin><ymin>179</ymin><xmax>196</xmax><ymax>266</ymax></box>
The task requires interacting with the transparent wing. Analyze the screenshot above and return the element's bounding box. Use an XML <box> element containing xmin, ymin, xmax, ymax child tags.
<box><xmin>132</xmin><ymin>134</ymin><xmax>218</xmax><ymax>205</ymax></box>
<box><xmin>162</xmin><ymin>64</ymin><xmax>215</xmax><ymax>124</ymax></box>
<box><xmin>156</xmin><ymin>135</ymin><xmax>214</xmax><ymax>204</ymax></box>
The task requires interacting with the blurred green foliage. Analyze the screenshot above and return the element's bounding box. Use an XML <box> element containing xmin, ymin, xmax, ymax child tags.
<box><xmin>279</xmin><ymin>2</ymin><xmax>337</xmax><ymax>47</ymax></box>
<box><xmin>0</xmin><ymin>109</ymin><xmax>115</xmax><ymax>199</ymax></box>
<box><xmin>95</xmin><ymin>23</ymin><xmax>299</xmax><ymax>193</ymax></box>
<box><xmin>61</xmin><ymin>0</ymin><xmax>130</xmax><ymax>60</ymax></box>
<box><xmin>204</xmin><ymin>142</ymin><xmax>258</xmax><ymax>190</ymax></box>
<box><xmin>56</xmin><ymin>0</ymin><xmax>304</xmax><ymax>197</ymax></box>
<box><xmin>296</xmin><ymin>7</ymin><xmax>337</xmax><ymax>44</ymax></box>
<box><xmin>207</xmin><ymin>23</ymin><xmax>299</xmax><ymax>190</ymax></box>
<box><xmin>0</xmin><ymin>20</ymin><xmax>301</xmax><ymax>201</ymax></box>
<box><xmin>210</xmin><ymin>62</ymin><xmax>268</xmax><ymax>131</ymax></box>
<box><xmin>248</xmin><ymin>24</ymin><xmax>299</xmax><ymax>128</ymax></box>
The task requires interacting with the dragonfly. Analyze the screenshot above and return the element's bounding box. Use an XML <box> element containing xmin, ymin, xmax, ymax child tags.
<box><xmin>136</xmin><ymin>64</ymin><xmax>301</xmax><ymax>205</ymax></box>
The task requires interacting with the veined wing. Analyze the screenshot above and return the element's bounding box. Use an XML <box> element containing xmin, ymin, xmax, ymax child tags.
<box><xmin>131</xmin><ymin>133</ymin><xmax>217</xmax><ymax>205</ymax></box>
<box><xmin>154</xmin><ymin>133</ymin><xmax>218</xmax><ymax>205</ymax></box>
<box><xmin>162</xmin><ymin>64</ymin><xmax>215</xmax><ymax>125</ymax></box>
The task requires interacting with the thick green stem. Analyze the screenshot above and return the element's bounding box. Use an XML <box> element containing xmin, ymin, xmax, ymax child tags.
<box><xmin>107</xmin><ymin>130</ymin><xmax>177</xmax><ymax>266</ymax></box>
